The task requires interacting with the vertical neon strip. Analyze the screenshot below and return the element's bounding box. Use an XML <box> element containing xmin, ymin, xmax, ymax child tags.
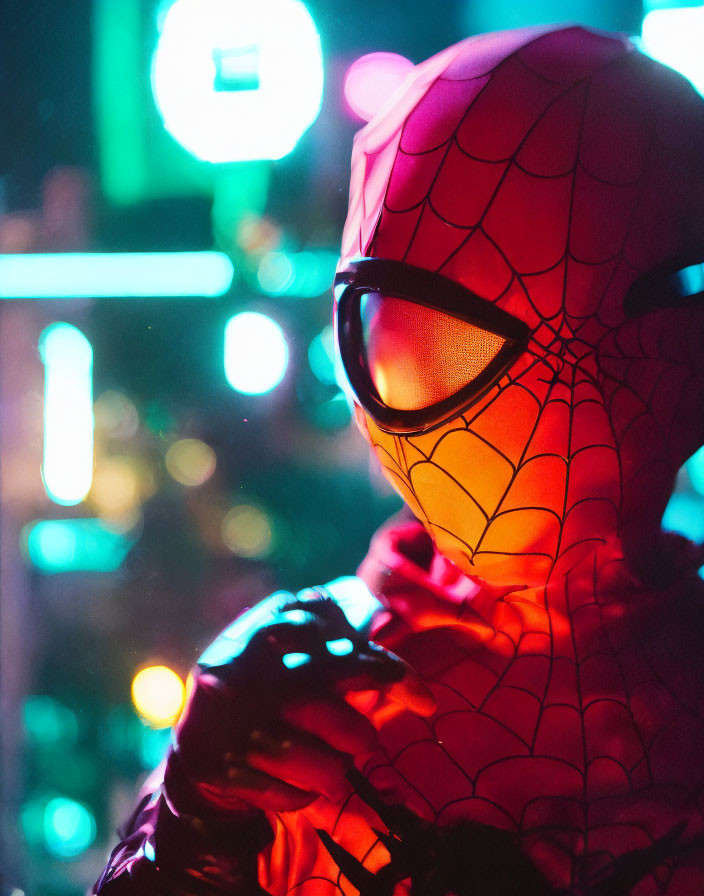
<box><xmin>39</xmin><ymin>324</ymin><xmax>94</xmax><ymax>506</ymax></box>
<box><xmin>92</xmin><ymin>0</ymin><xmax>146</xmax><ymax>204</ymax></box>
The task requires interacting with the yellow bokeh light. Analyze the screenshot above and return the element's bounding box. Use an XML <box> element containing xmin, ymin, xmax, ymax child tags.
<box><xmin>91</xmin><ymin>458</ymin><xmax>140</xmax><ymax>514</ymax></box>
<box><xmin>94</xmin><ymin>391</ymin><xmax>139</xmax><ymax>439</ymax></box>
<box><xmin>235</xmin><ymin>213</ymin><xmax>280</xmax><ymax>254</ymax></box>
<box><xmin>88</xmin><ymin>456</ymin><xmax>155</xmax><ymax>527</ymax></box>
<box><xmin>165</xmin><ymin>439</ymin><xmax>217</xmax><ymax>487</ymax></box>
<box><xmin>221</xmin><ymin>504</ymin><xmax>273</xmax><ymax>558</ymax></box>
<box><xmin>131</xmin><ymin>665</ymin><xmax>185</xmax><ymax>729</ymax></box>
<box><xmin>185</xmin><ymin>670</ymin><xmax>195</xmax><ymax>700</ymax></box>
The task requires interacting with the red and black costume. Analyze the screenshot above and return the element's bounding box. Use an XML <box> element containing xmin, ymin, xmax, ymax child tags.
<box><xmin>94</xmin><ymin>25</ymin><xmax>704</xmax><ymax>895</ymax></box>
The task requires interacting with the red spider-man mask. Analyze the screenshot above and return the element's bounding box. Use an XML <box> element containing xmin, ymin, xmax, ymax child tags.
<box><xmin>337</xmin><ymin>25</ymin><xmax>704</xmax><ymax>587</ymax></box>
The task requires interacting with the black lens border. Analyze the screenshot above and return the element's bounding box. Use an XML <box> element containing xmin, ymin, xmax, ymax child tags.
<box><xmin>335</xmin><ymin>258</ymin><xmax>531</xmax><ymax>435</ymax></box>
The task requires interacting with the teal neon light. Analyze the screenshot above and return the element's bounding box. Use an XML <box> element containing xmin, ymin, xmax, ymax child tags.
<box><xmin>662</xmin><ymin>492</ymin><xmax>704</xmax><ymax>542</ymax></box>
<box><xmin>308</xmin><ymin>325</ymin><xmax>337</xmax><ymax>385</ymax></box>
<box><xmin>0</xmin><ymin>252</ymin><xmax>234</xmax><ymax>298</ymax></box>
<box><xmin>22</xmin><ymin>696</ymin><xmax>79</xmax><ymax>746</ymax></box>
<box><xmin>22</xmin><ymin>518</ymin><xmax>136</xmax><ymax>573</ymax></box>
<box><xmin>139</xmin><ymin>727</ymin><xmax>172</xmax><ymax>771</ymax></box>
<box><xmin>687</xmin><ymin>445</ymin><xmax>704</xmax><ymax>495</ymax></box>
<box><xmin>40</xmin><ymin>324</ymin><xmax>94</xmax><ymax>506</ymax></box>
<box><xmin>325</xmin><ymin>638</ymin><xmax>354</xmax><ymax>656</ymax></box>
<box><xmin>257</xmin><ymin>249</ymin><xmax>338</xmax><ymax>297</ymax></box>
<box><xmin>282</xmin><ymin>652</ymin><xmax>311</xmax><ymax>669</ymax></box>
<box><xmin>43</xmin><ymin>797</ymin><xmax>96</xmax><ymax>859</ymax></box>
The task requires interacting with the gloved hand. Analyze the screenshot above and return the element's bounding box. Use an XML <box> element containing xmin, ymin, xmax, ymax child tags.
<box><xmin>93</xmin><ymin>578</ymin><xmax>436</xmax><ymax>893</ymax></box>
<box><xmin>163</xmin><ymin>579</ymin><xmax>436</xmax><ymax>820</ymax></box>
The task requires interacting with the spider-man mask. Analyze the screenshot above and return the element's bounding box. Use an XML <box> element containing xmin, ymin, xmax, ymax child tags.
<box><xmin>337</xmin><ymin>25</ymin><xmax>704</xmax><ymax>588</ymax></box>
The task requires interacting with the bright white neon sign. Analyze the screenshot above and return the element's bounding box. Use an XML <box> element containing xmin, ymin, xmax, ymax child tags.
<box><xmin>152</xmin><ymin>0</ymin><xmax>324</xmax><ymax>162</ymax></box>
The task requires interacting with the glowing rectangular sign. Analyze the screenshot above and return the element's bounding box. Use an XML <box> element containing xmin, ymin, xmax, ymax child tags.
<box><xmin>0</xmin><ymin>252</ymin><xmax>234</xmax><ymax>298</ymax></box>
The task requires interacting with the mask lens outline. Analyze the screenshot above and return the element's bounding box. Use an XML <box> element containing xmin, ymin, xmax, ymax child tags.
<box><xmin>334</xmin><ymin>258</ymin><xmax>531</xmax><ymax>435</ymax></box>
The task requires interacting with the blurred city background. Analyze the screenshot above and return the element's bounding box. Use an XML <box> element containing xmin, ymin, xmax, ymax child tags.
<box><xmin>1</xmin><ymin>0</ymin><xmax>703</xmax><ymax>892</ymax></box>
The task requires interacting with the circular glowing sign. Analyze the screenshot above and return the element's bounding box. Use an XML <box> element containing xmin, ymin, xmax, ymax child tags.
<box><xmin>152</xmin><ymin>0</ymin><xmax>324</xmax><ymax>162</ymax></box>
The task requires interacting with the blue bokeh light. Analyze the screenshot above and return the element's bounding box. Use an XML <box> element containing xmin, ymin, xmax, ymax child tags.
<box><xmin>43</xmin><ymin>797</ymin><xmax>96</xmax><ymax>859</ymax></box>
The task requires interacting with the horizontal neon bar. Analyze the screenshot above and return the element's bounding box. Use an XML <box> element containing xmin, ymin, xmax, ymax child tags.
<box><xmin>0</xmin><ymin>252</ymin><xmax>234</xmax><ymax>298</ymax></box>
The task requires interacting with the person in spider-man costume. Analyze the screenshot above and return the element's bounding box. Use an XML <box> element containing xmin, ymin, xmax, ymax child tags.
<box><xmin>94</xmin><ymin>24</ymin><xmax>704</xmax><ymax>896</ymax></box>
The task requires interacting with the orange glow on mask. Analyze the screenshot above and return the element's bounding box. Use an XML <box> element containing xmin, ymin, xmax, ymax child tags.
<box><xmin>359</xmin><ymin>292</ymin><xmax>506</xmax><ymax>411</ymax></box>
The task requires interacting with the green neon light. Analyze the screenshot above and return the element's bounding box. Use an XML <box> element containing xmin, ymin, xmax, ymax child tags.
<box><xmin>212</xmin><ymin>163</ymin><xmax>271</xmax><ymax>245</ymax></box>
<box><xmin>22</xmin><ymin>518</ymin><xmax>136</xmax><ymax>573</ymax></box>
<box><xmin>0</xmin><ymin>252</ymin><xmax>234</xmax><ymax>298</ymax></box>
<box><xmin>93</xmin><ymin>0</ymin><xmax>146</xmax><ymax>204</ymax></box>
